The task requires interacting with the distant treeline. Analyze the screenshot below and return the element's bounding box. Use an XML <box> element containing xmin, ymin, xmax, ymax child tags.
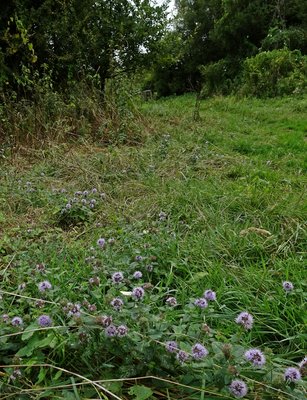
<box><xmin>0</xmin><ymin>0</ymin><xmax>306</xmax><ymax>99</ymax></box>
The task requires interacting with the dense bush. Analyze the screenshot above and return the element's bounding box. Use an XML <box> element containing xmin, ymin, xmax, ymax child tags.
<box><xmin>240</xmin><ymin>49</ymin><xmax>307</xmax><ymax>97</ymax></box>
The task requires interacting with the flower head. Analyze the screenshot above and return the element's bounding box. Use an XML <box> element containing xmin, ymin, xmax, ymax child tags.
<box><xmin>117</xmin><ymin>325</ymin><xmax>128</xmax><ymax>337</ymax></box>
<box><xmin>97</xmin><ymin>238</ymin><xmax>105</xmax><ymax>248</ymax></box>
<box><xmin>38</xmin><ymin>315</ymin><xmax>52</xmax><ymax>327</ymax></box>
<box><xmin>165</xmin><ymin>341</ymin><xmax>178</xmax><ymax>353</ymax></box>
<box><xmin>96</xmin><ymin>315</ymin><xmax>112</xmax><ymax>327</ymax></box>
<box><xmin>176</xmin><ymin>350</ymin><xmax>189</xmax><ymax>364</ymax></box>
<box><xmin>192</xmin><ymin>343</ymin><xmax>209</xmax><ymax>360</ymax></box>
<box><xmin>133</xmin><ymin>271</ymin><xmax>143</xmax><ymax>279</ymax></box>
<box><xmin>229</xmin><ymin>380</ymin><xmax>248</xmax><ymax>398</ymax></box>
<box><xmin>244</xmin><ymin>349</ymin><xmax>266</xmax><ymax>367</ymax></box>
<box><xmin>284</xmin><ymin>367</ymin><xmax>301</xmax><ymax>382</ymax></box>
<box><xmin>194</xmin><ymin>298</ymin><xmax>208</xmax><ymax>309</ymax></box>
<box><xmin>135</xmin><ymin>255</ymin><xmax>143</xmax><ymax>262</ymax></box>
<box><xmin>235</xmin><ymin>311</ymin><xmax>253</xmax><ymax>330</ymax></box>
<box><xmin>105</xmin><ymin>324</ymin><xmax>117</xmax><ymax>337</ymax></box>
<box><xmin>110</xmin><ymin>297</ymin><xmax>124</xmax><ymax>311</ymax></box>
<box><xmin>283</xmin><ymin>281</ymin><xmax>294</xmax><ymax>292</ymax></box>
<box><xmin>111</xmin><ymin>272</ymin><xmax>124</xmax><ymax>284</ymax></box>
<box><xmin>38</xmin><ymin>280</ymin><xmax>52</xmax><ymax>292</ymax></box>
<box><xmin>166</xmin><ymin>296</ymin><xmax>177</xmax><ymax>306</ymax></box>
<box><xmin>203</xmin><ymin>289</ymin><xmax>216</xmax><ymax>301</ymax></box>
<box><xmin>11</xmin><ymin>317</ymin><xmax>23</xmax><ymax>326</ymax></box>
<box><xmin>132</xmin><ymin>287</ymin><xmax>145</xmax><ymax>301</ymax></box>
<box><xmin>64</xmin><ymin>303</ymin><xmax>81</xmax><ymax>318</ymax></box>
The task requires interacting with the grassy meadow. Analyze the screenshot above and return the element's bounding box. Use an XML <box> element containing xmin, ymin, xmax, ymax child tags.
<box><xmin>0</xmin><ymin>94</ymin><xmax>306</xmax><ymax>399</ymax></box>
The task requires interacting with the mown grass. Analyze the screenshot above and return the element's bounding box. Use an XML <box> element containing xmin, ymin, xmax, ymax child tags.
<box><xmin>0</xmin><ymin>94</ymin><xmax>306</xmax><ymax>399</ymax></box>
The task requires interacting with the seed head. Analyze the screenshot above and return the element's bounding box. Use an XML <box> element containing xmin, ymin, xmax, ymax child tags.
<box><xmin>176</xmin><ymin>350</ymin><xmax>189</xmax><ymax>364</ymax></box>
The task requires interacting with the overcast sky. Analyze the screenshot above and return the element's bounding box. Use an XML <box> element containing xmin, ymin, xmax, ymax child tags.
<box><xmin>155</xmin><ymin>0</ymin><xmax>175</xmax><ymax>12</ymax></box>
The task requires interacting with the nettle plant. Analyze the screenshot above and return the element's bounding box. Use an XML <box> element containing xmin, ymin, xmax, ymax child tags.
<box><xmin>0</xmin><ymin>213</ymin><xmax>306</xmax><ymax>399</ymax></box>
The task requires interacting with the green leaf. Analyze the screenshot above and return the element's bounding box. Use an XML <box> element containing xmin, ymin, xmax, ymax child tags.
<box><xmin>128</xmin><ymin>385</ymin><xmax>153</xmax><ymax>400</ymax></box>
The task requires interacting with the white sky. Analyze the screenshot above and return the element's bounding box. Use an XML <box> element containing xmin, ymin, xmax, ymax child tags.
<box><xmin>155</xmin><ymin>0</ymin><xmax>175</xmax><ymax>13</ymax></box>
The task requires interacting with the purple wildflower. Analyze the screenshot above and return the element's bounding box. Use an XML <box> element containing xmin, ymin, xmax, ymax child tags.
<box><xmin>10</xmin><ymin>369</ymin><xmax>22</xmax><ymax>380</ymax></box>
<box><xmin>37</xmin><ymin>315</ymin><xmax>52</xmax><ymax>327</ymax></box>
<box><xmin>97</xmin><ymin>238</ymin><xmax>105</xmax><ymax>248</ymax></box>
<box><xmin>135</xmin><ymin>255</ymin><xmax>143</xmax><ymax>262</ymax></box>
<box><xmin>176</xmin><ymin>350</ymin><xmax>190</xmax><ymax>364</ymax></box>
<box><xmin>81</xmin><ymin>199</ymin><xmax>87</xmax><ymax>205</ymax></box>
<box><xmin>203</xmin><ymin>289</ymin><xmax>216</xmax><ymax>301</ymax></box>
<box><xmin>75</xmin><ymin>191</ymin><xmax>82</xmax><ymax>196</ymax></box>
<box><xmin>18</xmin><ymin>282</ymin><xmax>26</xmax><ymax>290</ymax></box>
<box><xmin>11</xmin><ymin>317</ymin><xmax>23</xmax><ymax>326</ymax></box>
<box><xmin>166</xmin><ymin>297</ymin><xmax>177</xmax><ymax>307</ymax></box>
<box><xmin>283</xmin><ymin>281</ymin><xmax>294</xmax><ymax>292</ymax></box>
<box><xmin>110</xmin><ymin>297</ymin><xmax>124</xmax><ymax>311</ymax></box>
<box><xmin>133</xmin><ymin>271</ymin><xmax>143</xmax><ymax>279</ymax></box>
<box><xmin>235</xmin><ymin>311</ymin><xmax>254</xmax><ymax>330</ymax></box>
<box><xmin>229</xmin><ymin>380</ymin><xmax>248</xmax><ymax>398</ymax></box>
<box><xmin>117</xmin><ymin>325</ymin><xmax>128</xmax><ymax>337</ymax></box>
<box><xmin>2</xmin><ymin>314</ymin><xmax>10</xmax><ymax>323</ymax></box>
<box><xmin>38</xmin><ymin>280</ymin><xmax>52</xmax><ymax>292</ymax></box>
<box><xmin>96</xmin><ymin>315</ymin><xmax>112</xmax><ymax>327</ymax></box>
<box><xmin>65</xmin><ymin>203</ymin><xmax>72</xmax><ymax>210</ymax></box>
<box><xmin>244</xmin><ymin>349</ymin><xmax>266</xmax><ymax>367</ymax></box>
<box><xmin>146</xmin><ymin>264</ymin><xmax>153</xmax><ymax>272</ymax></box>
<box><xmin>64</xmin><ymin>303</ymin><xmax>81</xmax><ymax>318</ymax></box>
<box><xmin>92</xmin><ymin>188</ymin><xmax>98</xmax><ymax>194</ymax></box>
<box><xmin>111</xmin><ymin>272</ymin><xmax>124</xmax><ymax>284</ymax></box>
<box><xmin>89</xmin><ymin>276</ymin><xmax>100</xmax><ymax>286</ymax></box>
<box><xmin>105</xmin><ymin>324</ymin><xmax>117</xmax><ymax>337</ymax></box>
<box><xmin>83</xmin><ymin>190</ymin><xmax>89</xmax><ymax>197</ymax></box>
<box><xmin>132</xmin><ymin>287</ymin><xmax>145</xmax><ymax>301</ymax></box>
<box><xmin>165</xmin><ymin>341</ymin><xmax>178</xmax><ymax>353</ymax></box>
<box><xmin>194</xmin><ymin>298</ymin><xmax>208</xmax><ymax>309</ymax></box>
<box><xmin>89</xmin><ymin>202</ymin><xmax>95</xmax><ymax>209</ymax></box>
<box><xmin>284</xmin><ymin>367</ymin><xmax>301</xmax><ymax>382</ymax></box>
<box><xmin>88</xmin><ymin>304</ymin><xmax>97</xmax><ymax>312</ymax></box>
<box><xmin>192</xmin><ymin>343</ymin><xmax>209</xmax><ymax>360</ymax></box>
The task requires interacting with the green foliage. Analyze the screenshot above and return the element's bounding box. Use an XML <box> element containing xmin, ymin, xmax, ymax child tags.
<box><xmin>199</xmin><ymin>58</ymin><xmax>241</xmax><ymax>97</ymax></box>
<box><xmin>241</xmin><ymin>49</ymin><xmax>307</xmax><ymax>97</ymax></box>
<box><xmin>0</xmin><ymin>94</ymin><xmax>306</xmax><ymax>398</ymax></box>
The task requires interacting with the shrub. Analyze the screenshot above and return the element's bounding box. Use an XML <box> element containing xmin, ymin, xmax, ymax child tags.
<box><xmin>240</xmin><ymin>49</ymin><xmax>307</xmax><ymax>97</ymax></box>
<box><xmin>199</xmin><ymin>58</ymin><xmax>241</xmax><ymax>97</ymax></box>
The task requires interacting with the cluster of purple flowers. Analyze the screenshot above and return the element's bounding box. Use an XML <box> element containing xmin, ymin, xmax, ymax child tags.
<box><xmin>235</xmin><ymin>311</ymin><xmax>254</xmax><ymax>330</ymax></box>
<box><xmin>165</xmin><ymin>341</ymin><xmax>208</xmax><ymax>363</ymax></box>
<box><xmin>203</xmin><ymin>289</ymin><xmax>216</xmax><ymax>301</ymax></box>
<box><xmin>132</xmin><ymin>287</ymin><xmax>145</xmax><ymax>301</ymax></box>
<box><xmin>284</xmin><ymin>367</ymin><xmax>301</xmax><ymax>382</ymax></box>
<box><xmin>11</xmin><ymin>317</ymin><xmax>23</xmax><ymax>327</ymax></box>
<box><xmin>191</xmin><ymin>343</ymin><xmax>209</xmax><ymax>360</ymax></box>
<box><xmin>229</xmin><ymin>380</ymin><xmax>248</xmax><ymax>398</ymax></box>
<box><xmin>133</xmin><ymin>271</ymin><xmax>143</xmax><ymax>280</ymax></box>
<box><xmin>37</xmin><ymin>315</ymin><xmax>52</xmax><ymax>327</ymax></box>
<box><xmin>194</xmin><ymin>298</ymin><xmax>208</xmax><ymax>309</ymax></box>
<box><xmin>282</xmin><ymin>281</ymin><xmax>294</xmax><ymax>292</ymax></box>
<box><xmin>110</xmin><ymin>297</ymin><xmax>124</xmax><ymax>311</ymax></box>
<box><xmin>63</xmin><ymin>303</ymin><xmax>81</xmax><ymax>318</ymax></box>
<box><xmin>61</xmin><ymin>188</ymin><xmax>105</xmax><ymax>213</ymax></box>
<box><xmin>111</xmin><ymin>272</ymin><xmax>124</xmax><ymax>284</ymax></box>
<box><xmin>105</xmin><ymin>324</ymin><xmax>128</xmax><ymax>337</ymax></box>
<box><xmin>244</xmin><ymin>348</ymin><xmax>266</xmax><ymax>367</ymax></box>
<box><xmin>38</xmin><ymin>280</ymin><xmax>52</xmax><ymax>292</ymax></box>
